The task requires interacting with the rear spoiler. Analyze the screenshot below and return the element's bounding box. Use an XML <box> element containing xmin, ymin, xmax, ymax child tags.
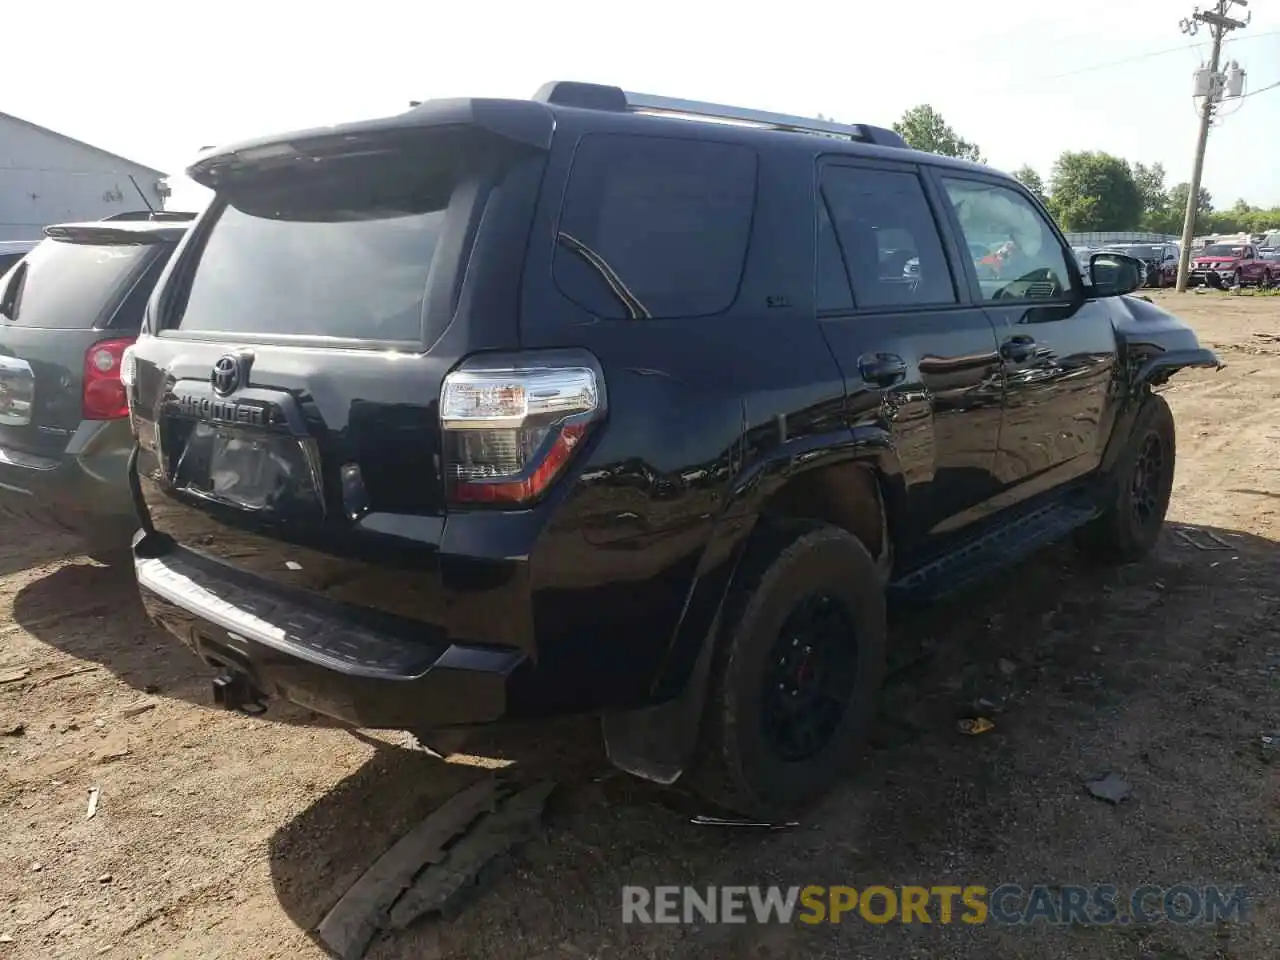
<box><xmin>187</xmin><ymin>98</ymin><xmax>555</xmax><ymax>188</ymax></box>
<box><xmin>100</xmin><ymin>210</ymin><xmax>199</xmax><ymax>223</ymax></box>
<box><xmin>43</xmin><ymin>224</ymin><xmax>187</xmax><ymax>245</ymax></box>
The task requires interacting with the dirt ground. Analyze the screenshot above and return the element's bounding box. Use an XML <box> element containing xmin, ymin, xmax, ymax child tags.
<box><xmin>2</xmin><ymin>290</ymin><xmax>1279</xmax><ymax>960</ymax></box>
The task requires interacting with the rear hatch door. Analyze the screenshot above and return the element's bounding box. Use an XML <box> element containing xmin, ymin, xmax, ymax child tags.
<box><xmin>0</xmin><ymin>230</ymin><xmax>170</xmax><ymax>459</ymax></box>
<box><xmin>131</xmin><ymin>110</ymin><xmax>550</xmax><ymax>620</ymax></box>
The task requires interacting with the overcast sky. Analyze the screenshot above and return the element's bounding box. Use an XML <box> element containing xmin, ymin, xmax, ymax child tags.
<box><xmin>7</xmin><ymin>0</ymin><xmax>1279</xmax><ymax>212</ymax></box>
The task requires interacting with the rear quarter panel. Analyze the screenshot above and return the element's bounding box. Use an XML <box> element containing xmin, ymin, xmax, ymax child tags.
<box><xmin>515</xmin><ymin>120</ymin><xmax>846</xmax><ymax>704</ymax></box>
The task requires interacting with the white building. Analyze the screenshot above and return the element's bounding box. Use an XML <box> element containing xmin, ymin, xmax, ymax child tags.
<box><xmin>0</xmin><ymin>111</ymin><xmax>168</xmax><ymax>242</ymax></box>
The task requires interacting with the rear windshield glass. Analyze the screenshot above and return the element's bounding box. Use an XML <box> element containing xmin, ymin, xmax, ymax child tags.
<box><xmin>554</xmin><ymin>134</ymin><xmax>757</xmax><ymax>320</ymax></box>
<box><xmin>2</xmin><ymin>239</ymin><xmax>153</xmax><ymax>329</ymax></box>
<box><xmin>173</xmin><ymin>187</ymin><xmax>449</xmax><ymax>343</ymax></box>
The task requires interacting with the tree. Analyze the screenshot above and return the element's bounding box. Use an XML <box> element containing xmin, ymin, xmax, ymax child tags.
<box><xmin>1047</xmin><ymin>151</ymin><xmax>1143</xmax><ymax>231</ymax></box>
<box><xmin>1166</xmin><ymin>181</ymin><xmax>1214</xmax><ymax>235</ymax></box>
<box><xmin>892</xmin><ymin>105</ymin><xmax>983</xmax><ymax>162</ymax></box>
<box><xmin>1012</xmin><ymin>166</ymin><xmax>1047</xmax><ymax>204</ymax></box>
<box><xmin>1132</xmin><ymin>161</ymin><xmax>1169</xmax><ymax>229</ymax></box>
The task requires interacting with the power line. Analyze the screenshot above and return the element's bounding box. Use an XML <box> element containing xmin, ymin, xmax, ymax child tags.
<box><xmin>1241</xmin><ymin>78</ymin><xmax>1280</xmax><ymax>99</ymax></box>
<box><xmin>1025</xmin><ymin>28</ymin><xmax>1279</xmax><ymax>84</ymax></box>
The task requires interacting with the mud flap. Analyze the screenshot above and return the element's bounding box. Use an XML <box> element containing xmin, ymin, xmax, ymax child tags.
<box><xmin>600</xmin><ymin>603</ymin><xmax>722</xmax><ymax>785</ymax></box>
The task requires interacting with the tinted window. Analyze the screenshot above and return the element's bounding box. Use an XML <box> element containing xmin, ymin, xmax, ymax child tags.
<box><xmin>820</xmin><ymin>167</ymin><xmax>956</xmax><ymax>308</ymax></box>
<box><xmin>816</xmin><ymin>201</ymin><xmax>854</xmax><ymax>311</ymax></box>
<box><xmin>1201</xmin><ymin>244</ymin><xmax>1245</xmax><ymax>257</ymax></box>
<box><xmin>109</xmin><ymin>251</ymin><xmax>174</xmax><ymax>332</ymax></box>
<box><xmin>0</xmin><ymin>253</ymin><xmax>24</xmax><ymax>277</ymax></box>
<box><xmin>175</xmin><ymin>193</ymin><xmax>446</xmax><ymax>342</ymax></box>
<box><xmin>554</xmin><ymin>134</ymin><xmax>756</xmax><ymax>320</ymax></box>
<box><xmin>2</xmin><ymin>239</ymin><xmax>155</xmax><ymax>329</ymax></box>
<box><xmin>943</xmin><ymin>178</ymin><xmax>1072</xmax><ymax>302</ymax></box>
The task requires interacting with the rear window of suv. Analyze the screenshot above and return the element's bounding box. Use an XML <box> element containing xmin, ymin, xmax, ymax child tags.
<box><xmin>553</xmin><ymin>134</ymin><xmax>757</xmax><ymax>320</ymax></box>
<box><xmin>0</xmin><ymin>239</ymin><xmax>155</xmax><ymax>329</ymax></box>
<box><xmin>173</xmin><ymin>193</ymin><xmax>446</xmax><ymax>344</ymax></box>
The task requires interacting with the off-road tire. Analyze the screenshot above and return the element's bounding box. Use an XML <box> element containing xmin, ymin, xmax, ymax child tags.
<box><xmin>686</xmin><ymin>520</ymin><xmax>886</xmax><ymax>821</ymax></box>
<box><xmin>1077</xmin><ymin>393</ymin><xmax>1176</xmax><ymax>565</ymax></box>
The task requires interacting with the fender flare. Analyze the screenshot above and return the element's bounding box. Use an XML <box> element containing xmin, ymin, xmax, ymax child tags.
<box><xmin>1131</xmin><ymin>347</ymin><xmax>1222</xmax><ymax>393</ymax></box>
<box><xmin>601</xmin><ymin>430</ymin><xmax>900</xmax><ymax>784</ymax></box>
<box><xmin>1098</xmin><ymin>347</ymin><xmax>1221</xmax><ymax>479</ymax></box>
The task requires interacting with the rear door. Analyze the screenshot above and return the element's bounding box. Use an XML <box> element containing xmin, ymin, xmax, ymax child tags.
<box><xmin>1241</xmin><ymin>245</ymin><xmax>1265</xmax><ymax>283</ymax></box>
<box><xmin>814</xmin><ymin>158</ymin><xmax>1005</xmax><ymax>553</ymax></box>
<box><xmin>0</xmin><ymin>233</ymin><xmax>170</xmax><ymax>458</ymax></box>
<box><xmin>129</xmin><ymin>120</ymin><xmax>548</xmax><ymax>614</ymax></box>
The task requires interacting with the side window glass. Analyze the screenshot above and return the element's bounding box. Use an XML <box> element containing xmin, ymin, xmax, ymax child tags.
<box><xmin>819</xmin><ymin>166</ymin><xmax>956</xmax><ymax>309</ymax></box>
<box><xmin>942</xmin><ymin>178</ymin><xmax>1073</xmax><ymax>302</ymax></box>
<box><xmin>554</xmin><ymin>134</ymin><xmax>757</xmax><ymax>320</ymax></box>
<box><xmin>816</xmin><ymin>199</ymin><xmax>853</xmax><ymax>311</ymax></box>
<box><xmin>108</xmin><ymin>249</ymin><xmax>171</xmax><ymax>331</ymax></box>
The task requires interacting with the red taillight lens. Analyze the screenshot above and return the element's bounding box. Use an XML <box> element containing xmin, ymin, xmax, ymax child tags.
<box><xmin>440</xmin><ymin>356</ymin><xmax>603</xmax><ymax>507</ymax></box>
<box><xmin>82</xmin><ymin>337</ymin><xmax>135</xmax><ymax>420</ymax></box>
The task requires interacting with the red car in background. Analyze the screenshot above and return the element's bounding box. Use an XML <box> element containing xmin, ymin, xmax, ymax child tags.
<box><xmin>1189</xmin><ymin>242</ymin><xmax>1275</xmax><ymax>288</ymax></box>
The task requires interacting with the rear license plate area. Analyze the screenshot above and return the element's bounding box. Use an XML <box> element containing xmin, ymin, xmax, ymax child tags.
<box><xmin>163</xmin><ymin>419</ymin><xmax>324</xmax><ymax>516</ymax></box>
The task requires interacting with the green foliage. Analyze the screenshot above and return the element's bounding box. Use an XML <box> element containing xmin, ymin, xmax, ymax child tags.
<box><xmin>1012</xmin><ymin>166</ymin><xmax>1047</xmax><ymax>204</ymax></box>
<box><xmin>1047</xmin><ymin>152</ymin><xmax>1143</xmax><ymax>231</ymax></box>
<box><xmin>1024</xmin><ymin>149</ymin><xmax>1280</xmax><ymax>236</ymax></box>
<box><xmin>892</xmin><ymin>105</ymin><xmax>983</xmax><ymax>162</ymax></box>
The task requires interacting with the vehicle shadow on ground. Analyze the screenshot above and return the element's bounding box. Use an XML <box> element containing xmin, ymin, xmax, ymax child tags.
<box><xmin>259</xmin><ymin>522</ymin><xmax>1275</xmax><ymax>958</ymax></box>
<box><xmin>0</xmin><ymin>520</ymin><xmax>88</xmax><ymax>579</ymax></box>
<box><xmin>10</xmin><ymin>559</ymin><xmax>328</xmax><ymax>725</ymax></box>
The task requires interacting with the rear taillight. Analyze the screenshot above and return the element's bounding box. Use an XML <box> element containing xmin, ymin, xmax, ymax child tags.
<box><xmin>440</xmin><ymin>353</ymin><xmax>604</xmax><ymax>506</ymax></box>
<box><xmin>82</xmin><ymin>337</ymin><xmax>135</xmax><ymax>420</ymax></box>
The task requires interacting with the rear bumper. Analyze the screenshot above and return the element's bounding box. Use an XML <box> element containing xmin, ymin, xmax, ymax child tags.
<box><xmin>133</xmin><ymin>537</ymin><xmax>528</xmax><ymax>729</ymax></box>
<box><xmin>0</xmin><ymin>420</ymin><xmax>137</xmax><ymax>546</ymax></box>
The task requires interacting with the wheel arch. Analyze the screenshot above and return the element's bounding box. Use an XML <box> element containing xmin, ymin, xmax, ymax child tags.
<box><xmin>601</xmin><ymin>434</ymin><xmax>901</xmax><ymax>784</ymax></box>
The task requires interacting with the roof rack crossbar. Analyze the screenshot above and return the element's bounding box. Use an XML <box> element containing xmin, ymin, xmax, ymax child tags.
<box><xmin>622</xmin><ymin>90</ymin><xmax>868</xmax><ymax>141</ymax></box>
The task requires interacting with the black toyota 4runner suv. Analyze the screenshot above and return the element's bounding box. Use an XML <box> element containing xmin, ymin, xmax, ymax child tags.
<box><xmin>124</xmin><ymin>81</ymin><xmax>1220</xmax><ymax>819</ymax></box>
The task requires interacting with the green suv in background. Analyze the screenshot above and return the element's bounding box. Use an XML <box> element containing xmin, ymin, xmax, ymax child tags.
<box><xmin>0</xmin><ymin>216</ymin><xmax>192</xmax><ymax>554</ymax></box>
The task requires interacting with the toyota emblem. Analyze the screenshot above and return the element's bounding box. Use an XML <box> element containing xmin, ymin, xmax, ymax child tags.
<box><xmin>211</xmin><ymin>355</ymin><xmax>241</xmax><ymax>397</ymax></box>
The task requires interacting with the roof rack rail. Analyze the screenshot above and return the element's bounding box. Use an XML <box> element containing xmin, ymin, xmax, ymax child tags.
<box><xmin>532</xmin><ymin>81</ymin><xmax>908</xmax><ymax>148</ymax></box>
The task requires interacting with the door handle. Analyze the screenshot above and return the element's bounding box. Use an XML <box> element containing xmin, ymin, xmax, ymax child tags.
<box><xmin>857</xmin><ymin>353</ymin><xmax>907</xmax><ymax>387</ymax></box>
<box><xmin>1000</xmin><ymin>336</ymin><xmax>1037</xmax><ymax>363</ymax></box>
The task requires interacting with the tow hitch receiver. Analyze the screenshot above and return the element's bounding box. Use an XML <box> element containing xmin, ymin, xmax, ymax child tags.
<box><xmin>211</xmin><ymin>671</ymin><xmax>267</xmax><ymax>715</ymax></box>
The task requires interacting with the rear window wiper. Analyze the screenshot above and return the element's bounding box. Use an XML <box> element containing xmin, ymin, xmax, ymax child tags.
<box><xmin>556</xmin><ymin>232</ymin><xmax>651</xmax><ymax>320</ymax></box>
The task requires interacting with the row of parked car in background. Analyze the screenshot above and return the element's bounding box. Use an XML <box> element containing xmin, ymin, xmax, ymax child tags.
<box><xmin>1068</xmin><ymin>238</ymin><xmax>1280</xmax><ymax>289</ymax></box>
<box><xmin>0</xmin><ymin>83</ymin><xmax>1221</xmax><ymax>819</ymax></box>
<box><xmin>0</xmin><ymin>210</ymin><xmax>195</xmax><ymax>555</ymax></box>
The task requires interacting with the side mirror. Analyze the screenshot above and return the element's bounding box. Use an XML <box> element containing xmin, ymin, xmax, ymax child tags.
<box><xmin>1088</xmin><ymin>252</ymin><xmax>1143</xmax><ymax>297</ymax></box>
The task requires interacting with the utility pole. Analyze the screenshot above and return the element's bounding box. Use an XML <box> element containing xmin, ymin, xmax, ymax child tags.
<box><xmin>1175</xmin><ymin>0</ymin><xmax>1250</xmax><ymax>291</ymax></box>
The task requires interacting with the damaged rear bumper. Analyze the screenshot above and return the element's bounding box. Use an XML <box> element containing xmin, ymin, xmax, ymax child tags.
<box><xmin>133</xmin><ymin>534</ymin><xmax>527</xmax><ymax>728</ymax></box>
